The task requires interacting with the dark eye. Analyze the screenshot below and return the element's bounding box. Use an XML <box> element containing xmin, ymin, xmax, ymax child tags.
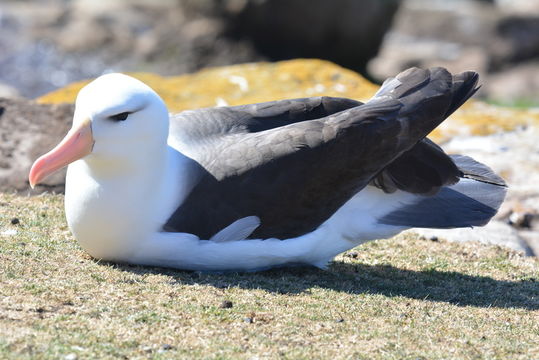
<box><xmin>109</xmin><ymin>112</ymin><xmax>130</xmax><ymax>121</ymax></box>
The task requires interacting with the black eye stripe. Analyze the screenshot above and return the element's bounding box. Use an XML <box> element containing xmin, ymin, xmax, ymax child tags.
<box><xmin>109</xmin><ymin>112</ymin><xmax>130</xmax><ymax>121</ymax></box>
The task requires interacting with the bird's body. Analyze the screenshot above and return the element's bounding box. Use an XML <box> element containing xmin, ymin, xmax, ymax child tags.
<box><xmin>30</xmin><ymin>67</ymin><xmax>507</xmax><ymax>272</ymax></box>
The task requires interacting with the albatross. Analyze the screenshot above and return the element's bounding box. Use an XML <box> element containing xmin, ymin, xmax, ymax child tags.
<box><xmin>29</xmin><ymin>67</ymin><xmax>506</xmax><ymax>272</ymax></box>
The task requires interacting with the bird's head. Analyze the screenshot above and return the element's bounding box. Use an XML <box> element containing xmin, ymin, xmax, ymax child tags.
<box><xmin>29</xmin><ymin>73</ymin><xmax>169</xmax><ymax>188</ymax></box>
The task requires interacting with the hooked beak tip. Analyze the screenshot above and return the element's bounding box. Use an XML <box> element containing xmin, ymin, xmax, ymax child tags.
<box><xmin>28</xmin><ymin>118</ymin><xmax>93</xmax><ymax>188</ymax></box>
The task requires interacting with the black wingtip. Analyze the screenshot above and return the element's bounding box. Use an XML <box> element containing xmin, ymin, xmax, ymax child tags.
<box><xmin>444</xmin><ymin>70</ymin><xmax>480</xmax><ymax>118</ymax></box>
<box><xmin>375</xmin><ymin>67</ymin><xmax>480</xmax><ymax>118</ymax></box>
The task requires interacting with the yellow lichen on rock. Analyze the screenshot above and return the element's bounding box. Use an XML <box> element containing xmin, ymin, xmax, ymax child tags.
<box><xmin>430</xmin><ymin>101</ymin><xmax>539</xmax><ymax>142</ymax></box>
<box><xmin>37</xmin><ymin>59</ymin><xmax>378</xmax><ymax>112</ymax></box>
<box><xmin>38</xmin><ymin>59</ymin><xmax>539</xmax><ymax>143</ymax></box>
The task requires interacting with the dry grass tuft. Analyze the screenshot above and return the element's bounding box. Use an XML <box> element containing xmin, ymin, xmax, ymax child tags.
<box><xmin>1</xmin><ymin>193</ymin><xmax>538</xmax><ymax>359</ymax></box>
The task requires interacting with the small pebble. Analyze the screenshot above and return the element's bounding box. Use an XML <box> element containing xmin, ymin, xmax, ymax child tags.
<box><xmin>347</xmin><ymin>251</ymin><xmax>358</xmax><ymax>258</ymax></box>
<box><xmin>161</xmin><ymin>344</ymin><xmax>173</xmax><ymax>350</ymax></box>
<box><xmin>243</xmin><ymin>317</ymin><xmax>253</xmax><ymax>323</ymax></box>
<box><xmin>430</xmin><ymin>236</ymin><xmax>439</xmax><ymax>242</ymax></box>
<box><xmin>336</xmin><ymin>318</ymin><xmax>345</xmax><ymax>323</ymax></box>
<box><xmin>220</xmin><ymin>300</ymin><xmax>233</xmax><ymax>309</ymax></box>
<box><xmin>508</xmin><ymin>212</ymin><xmax>535</xmax><ymax>229</ymax></box>
<box><xmin>10</xmin><ymin>218</ymin><xmax>19</xmax><ymax>225</ymax></box>
<box><xmin>64</xmin><ymin>354</ymin><xmax>77</xmax><ymax>360</ymax></box>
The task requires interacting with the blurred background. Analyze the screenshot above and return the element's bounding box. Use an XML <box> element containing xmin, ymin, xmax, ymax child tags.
<box><xmin>0</xmin><ymin>0</ymin><xmax>538</xmax><ymax>106</ymax></box>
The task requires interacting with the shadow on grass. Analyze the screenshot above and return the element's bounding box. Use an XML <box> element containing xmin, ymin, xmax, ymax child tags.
<box><xmin>110</xmin><ymin>260</ymin><xmax>539</xmax><ymax>310</ymax></box>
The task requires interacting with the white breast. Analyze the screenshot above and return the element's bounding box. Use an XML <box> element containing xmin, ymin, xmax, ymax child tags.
<box><xmin>64</xmin><ymin>146</ymin><xmax>197</xmax><ymax>260</ymax></box>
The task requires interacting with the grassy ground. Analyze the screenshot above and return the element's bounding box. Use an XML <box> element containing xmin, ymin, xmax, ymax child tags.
<box><xmin>1</xmin><ymin>193</ymin><xmax>538</xmax><ymax>360</ymax></box>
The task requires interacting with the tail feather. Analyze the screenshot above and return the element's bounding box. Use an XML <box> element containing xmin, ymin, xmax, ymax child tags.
<box><xmin>377</xmin><ymin>156</ymin><xmax>507</xmax><ymax>229</ymax></box>
<box><xmin>451</xmin><ymin>154</ymin><xmax>506</xmax><ymax>186</ymax></box>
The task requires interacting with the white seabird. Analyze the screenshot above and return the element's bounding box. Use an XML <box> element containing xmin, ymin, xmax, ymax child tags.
<box><xmin>29</xmin><ymin>67</ymin><xmax>506</xmax><ymax>272</ymax></box>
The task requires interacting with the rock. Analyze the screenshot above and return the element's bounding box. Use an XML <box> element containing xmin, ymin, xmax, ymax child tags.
<box><xmin>0</xmin><ymin>0</ymin><xmax>398</xmax><ymax>98</ymax></box>
<box><xmin>496</xmin><ymin>0</ymin><xmax>539</xmax><ymax>15</ymax></box>
<box><xmin>429</xmin><ymin>100</ymin><xmax>539</xmax><ymax>143</ymax></box>
<box><xmin>37</xmin><ymin>59</ymin><xmax>379</xmax><ymax>111</ymax></box>
<box><xmin>219</xmin><ymin>300</ymin><xmax>233</xmax><ymax>309</ymax></box>
<box><xmin>370</xmin><ymin>41</ymin><xmax>489</xmax><ymax>86</ymax></box>
<box><xmin>159</xmin><ymin>344</ymin><xmax>174</xmax><ymax>352</ymax></box>
<box><xmin>226</xmin><ymin>0</ymin><xmax>401</xmax><ymax>73</ymax></box>
<box><xmin>489</xmin><ymin>16</ymin><xmax>539</xmax><ymax>70</ymax></box>
<box><xmin>369</xmin><ymin>0</ymin><xmax>539</xmax><ymax>102</ymax></box>
<box><xmin>482</xmin><ymin>61</ymin><xmax>539</xmax><ymax>105</ymax></box>
<box><xmin>443</xmin><ymin>127</ymin><xmax>539</xmax><ymax>207</ymax></box>
<box><xmin>368</xmin><ymin>0</ymin><xmax>497</xmax><ymax>83</ymax></box>
<box><xmin>56</xmin><ymin>17</ymin><xmax>114</xmax><ymax>53</ymax></box>
<box><xmin>508</xmin><ymin>212</ymin><xmax>537</xmax><ymax>229</ymax></box>
<box><xmin>0</xmin><ymin>83</ymin><xmax>20</xmax><ymax>98</ymax></box>
<box><xmin>519</xmin><ymin>230</ymin><xmax>539</xmax><ymax>256</ymax></box>
<box><xmin>427</xmin><ymin>126</ymin><xmax>539</xmax><ymax>255</ymax></box>
<box><xmin>408</xmin><ymin>221</ymin><xmax>533</xmax><ymax>256</ymax></box>
<box><xmin>0</xmin><ymin>98</ymin><xmax>73</xmax><ymax>193</ymax></box>
<box><xmin>0</xmin><ymin>0</ymin><xmax>261</xmax><ymax>98</ymax></box>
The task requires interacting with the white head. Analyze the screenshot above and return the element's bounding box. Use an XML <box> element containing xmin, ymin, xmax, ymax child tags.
<box><xmin>29</xmin><ymin>73</ymin><xmax>169</xmax><ymax>186</ymax></box>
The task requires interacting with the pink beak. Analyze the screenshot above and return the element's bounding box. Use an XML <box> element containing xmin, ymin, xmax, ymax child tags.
<box><xmin>29</xmin><ymin>118</ymin><xmax>94</xmax><ymax>188</ymax></box>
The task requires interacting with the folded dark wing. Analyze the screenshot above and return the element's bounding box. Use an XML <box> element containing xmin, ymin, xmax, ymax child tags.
<box><xmin>164</xmin><ymin>68</ymin><xmax>479</xmax><ymax>239</ymax></box>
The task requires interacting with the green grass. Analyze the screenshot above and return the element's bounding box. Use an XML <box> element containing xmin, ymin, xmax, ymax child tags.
<box><xmin>484</xmin><ymin>98</ymin><xmax>539</xmax><ymax>109</ymax></box>
<box><xmin>0</xmin><ymin>193</ymin><xmax>538</xmax><ymax>359</ymax></box>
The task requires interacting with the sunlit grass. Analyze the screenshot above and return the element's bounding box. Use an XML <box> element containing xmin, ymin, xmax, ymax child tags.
<box><xmin>1</xmin><ymin>193</ymin><xmax>538</xmax><ymax>359</ymax></box>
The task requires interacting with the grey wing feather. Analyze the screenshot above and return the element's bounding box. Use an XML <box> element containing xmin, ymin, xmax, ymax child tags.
<box><xmin>451</xmin><ymin>154</ymin><xmax>506</xmax><ymax>186</ymax></box>
<box><xmin>169</xmin><ymin>96</ymin><xmax>362</xmax><ymax>142</ymax></box>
